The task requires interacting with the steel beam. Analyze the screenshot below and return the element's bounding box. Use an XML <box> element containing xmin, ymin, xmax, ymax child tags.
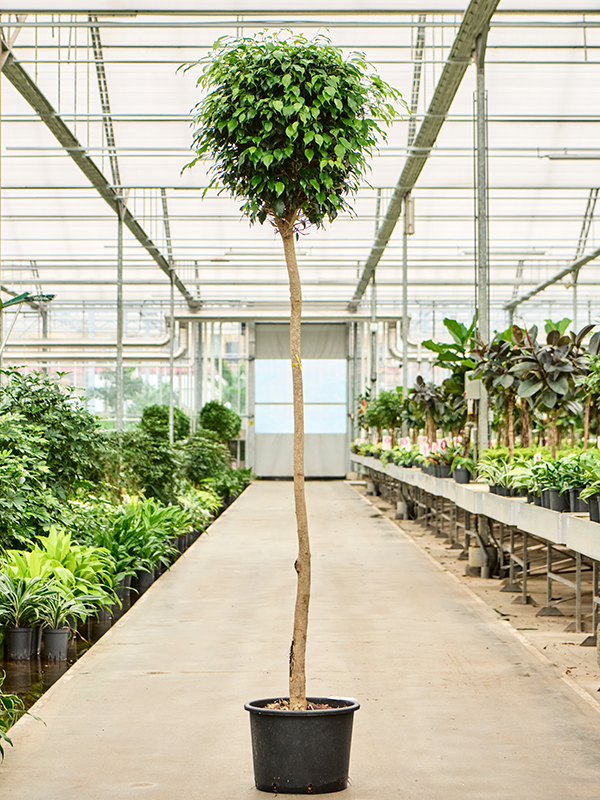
<box><xmin>348</xmin><ymin>0</ymin><xmax>501</xmax><ymax>310</ymax></box>
<box><xmin>504</xmin><ymin>245</ymin><xmax>600</xmax><ymax>313</ymax></box>
<box><xmin>0</xmin><ymin>45</ymin><xmax>200</xmax><ymax>310</ymax></box>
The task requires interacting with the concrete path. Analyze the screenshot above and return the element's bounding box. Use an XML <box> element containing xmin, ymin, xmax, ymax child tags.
<box><xmin>3</xmin><ymin>481</ymin><xmax>600</xmax><ymax>799</ymax></box>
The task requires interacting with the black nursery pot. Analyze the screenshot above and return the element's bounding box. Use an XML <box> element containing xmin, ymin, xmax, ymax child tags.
<box><xmin>533</xmin><ymin>493</ymin><xmax>542</xmax><ymax>506</ymax></box>
<box><xmin>548</xmin><ymin>488</ymin><xmax>568</xmax><ymax>513</ymax></box>
<box><xmin>588</xmin><ymin>494</ymin><xmax>600</xmax><ymax>523</ymax></box>
<box><xmin>541</xmin><ymin>488</ymin><xmax>552</xmax><ymax>508</ymax></box>
<box><xmin>438</xmin><ymin>464</ymin><xmax>451</xmax><ymax>479</ymax></box>
<box><xmin>6</xmin><ymin>627</ymin><xmax>33</xmax><ymax>661</ymax></box>
<box><xmin>453</xmin><ymin>468</ymin><xmax>471</xmax><ymax>484</ymax></box>
<box><xmin>245</xmin><ymin>697</ymin><xmax>359</xmax><ymax>795</ymax></box>
<box><xmin>569</xmin><ymin>488</ymin><xmax>589</xmax><ymax>514</ymax></box>
<box><xmin>43</xmin><ymin>627</ymin><xmax>70</xmax><ymax>662</ymax></box>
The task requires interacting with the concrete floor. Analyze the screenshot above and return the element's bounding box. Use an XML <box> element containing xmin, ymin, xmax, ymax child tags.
<box><xmin>3</xmin><ymin>481</ymin><xmax>600</xmax><ymax>799</ymax></box>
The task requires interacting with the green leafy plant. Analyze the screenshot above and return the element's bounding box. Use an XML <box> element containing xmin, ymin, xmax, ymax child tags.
<box><xmin>450</xmin><ymin>454</ymin><xmax>476</xmax><ymax>475</ymax></box>
<box><xmin>0</xmin><ymin>368</ymin><xmax>104</xmax><ymax>499</ymax></box>
<box><xmin>198</xmin><ymin>401</ymin><xmax>241</xmax><ymax>443</ymax></box>
<box><xmin>183</xmin><ymin>429</ymin><xmax>231</xmax><ymax>485</ymax></box>
<box><xmin>512</xmin><ymin>324</ymin><xmax>590</xmax><ymax>458</ymax></box>
<box><xmin>409</xmin><ymin>378</ymin><xmax>445</xmax><ymax>441</ymax></box>
<box><xmin>177</xmin><ymin>486</ymin><xmax>221</xmax><ymax>530</ymax></box>
<box><xmin>0</xmin><ymin>574</ymin><xmax>56</xmax><ymax>628</ymax></box>
<box><xmin>37</xmin><ymin>589</ymin><xmax>100</xmax><ymax>631</ymax></box>
<box><xmin>3</xmin><ymin>527</ymin><xmax>116</xmax><ymax>604</ymax></box>
<box><xmin>140</xmin><ymin>404</ymin><xmax>191</xmax><ymax>441</ymax></box>
<box><xmin>185</xmin><ymin>30</ymin><xmax>403</xmax><ymax>711</ymax></box>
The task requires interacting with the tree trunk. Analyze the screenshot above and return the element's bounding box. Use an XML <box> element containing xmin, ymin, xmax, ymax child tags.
<box><xmin>551</xmin><ymin>408</ymin><xmax>557</xmax><ymax>459</ymax></box>
<box><xmin>584</xmin><ymin>394</ymin><xmax>591</xmax><ymax>451</ymax></box>
<box><xmin>570</xmin><ymin>423</ymin><xmax>575</xmax><ymax>448</ymax></box>
<box><xmin>280</xmin><ymin>221</ymin><xmax>310</xmax><ymax>712</ymax></box>
<box><xmin>507</xmin><ymin>393</ymin><xmax>514</xmax><ymax>462</ymax></box>
<box><xmin>520</xmin><ymin>402</ymin><xmax>530</xmax><ymax>448</ymax></box>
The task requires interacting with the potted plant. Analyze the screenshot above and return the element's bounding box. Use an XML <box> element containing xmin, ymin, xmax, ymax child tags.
<box><xmin>185</xmin><ymin>31</ymin><xmax>402</xmax><ymax>793</ymax></box>
<box><xmin>450</xmin><ymin>454</ymin><xmax>476</xmax><ymax>484</ymax></box>
<box><xmin>0</xmin><ymin>574</ymin><xmax>54</xmax><ymax>660</ymax></box>
<box><xmin>38</xmin><ymin>589</ymin><xmax>98</xmax><ymax>662</ymax></box>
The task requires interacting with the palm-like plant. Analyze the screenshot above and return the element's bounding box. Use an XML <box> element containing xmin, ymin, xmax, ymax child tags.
<box><xmin>0</xmin><ymin>574</ymin><xmax>55</xmax><ymax>628</ymax></box>
<box><xmin>37</xmin><ymin>589</ymin><xmax>100</xmax><ymax>631</ymax></box>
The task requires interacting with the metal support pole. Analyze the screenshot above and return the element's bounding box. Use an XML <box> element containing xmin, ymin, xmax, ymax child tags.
<box><xmin>168</xmin><ymin>269</ymin><xmax>175</xmax><ymax>444</ymax></box>
<box><xmin>594</xmin><ymin>561</ymin><xmax>599</xmax><ymax>636</ymax></box>
<box><xmin>194</xmin><ymin>321</ymin><xmax>203</xmax><ymax>430</ymax></box>
<box><xmin>573</xmin><ymin>269</ymin><xmax>579</xmax><ymax>332</ymax></box>
<box><xmin>370</xmin><ymin>274</ymin><xmax>377</xmax><ymax>397</ymax></box>
<box><xmin>576</xmin><ymin>551</ymin><xmax>582</xmax><ymax>634</ymax></box>
<box><xmin>115</xmin><ymin>201</ymin><xmax>124</xmax><ymax>431</ymax></box>
<box><xmin>547</xmin><ymin>543</ymin><xmax>553</xmax><ymax>604</ymax></box>
<box><xmin>522</xmin><ymin>530</ymin><xmax>528</xmax><ymax>604</ymax></box>
<box><xmin>474</xmin><ymin>29</ymin><xmax>490</xmax><ymax>455</ymax></box>
<box><xmin>402</xmin><ymin>197</ymin><xmax>410</xmax><ymax>435</ymax></box>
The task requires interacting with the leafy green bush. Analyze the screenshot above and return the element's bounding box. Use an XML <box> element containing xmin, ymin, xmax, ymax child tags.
<box><xmin>199</xmin><ymin>400</ymin><xmax>241</xmax><ymax>442</ymax></box>
<box><xmin>205</xmin><ymin>467</ymin><xmax>253</xmax><ymax>499</ymax></box>
<box><xmin>0</xmin><ymin>369</ymin><xmax>104</xmax><ymax>498</ymax></box>
<box><xmin>118</xmin><ymin>428</ymin><xmax>182</xmax><ymax>504</ymax></box>
<box><xmin>183</xmin><ymin>429</ymin><xmax>230</xmax><ymax>484</ymax></box>
<box><xmin>140</xmin><ymin>404</ymin><xmax>190</xmax><ymax>441</ymax></box>
<box><xmin>177</xmin><ymin>486</ymin><xmax>221</xmax><ymax>530</ymax></box>
<box><xmin>2</xmin><ymin>527</ymin><xmax>116</xmax><ymax>601</ymax></box>
<box><xmin>0</xmin><ymin>413</ymin><xmax>62</xmax><ymax>548</ymax></box>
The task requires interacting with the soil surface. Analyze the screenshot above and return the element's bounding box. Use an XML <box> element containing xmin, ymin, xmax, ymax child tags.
<box><xmin>263</xmin><ymin>699</ymin><xmax>335</xmax><ymax>710</ymax></box>
<box><xmin>350</xmin><ymin>481</ymin><xmax>600</xmax><ymax>709</ymax></box>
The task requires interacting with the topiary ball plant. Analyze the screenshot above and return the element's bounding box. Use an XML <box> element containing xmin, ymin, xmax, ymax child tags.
<box><xmin>185</xmin><ymin>31</ymin><xmax>403</xmax><ymax>711</ymax></box>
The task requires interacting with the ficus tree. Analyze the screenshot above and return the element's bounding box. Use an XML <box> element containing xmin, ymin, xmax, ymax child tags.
<box><xmin>512</xmin><ymin>324</ymin><xmax>591</xmax><ymax>458</ymax></box>
<box><xmin>185</xmin><ymin>32</ymin><xmax>403</xmax><ymax>710</ymax></box>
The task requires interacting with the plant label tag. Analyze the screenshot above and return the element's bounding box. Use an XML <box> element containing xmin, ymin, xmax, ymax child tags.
<box><xmin>399</xmin><ymin>437</ymin><xmax>411</xmax><ymax>450</ymax></box>
<box><xmin>533</xmin><ymin>452</ymin><xmax>542</xmax><ymax>462</ymax></box>
<box><xmin>382</xmin><ymin>435</ymin><xmax>392</xmax><ymax>451</ymax></box>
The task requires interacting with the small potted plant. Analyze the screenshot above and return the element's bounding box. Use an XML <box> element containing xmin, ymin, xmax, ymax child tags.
<box><xmin>0</xmin><ymin>574</ymin><xmax>53</xmax><ymax>661</ymax></box>
<box><xmin>450</xmin><ymin>454</ymin><xmax>476</xmax><ymax>484</ymax></box>
<box><xmin>38</xmin><ymin>590</ymin><xmax>99</xmax><ymax>662</ymax></box>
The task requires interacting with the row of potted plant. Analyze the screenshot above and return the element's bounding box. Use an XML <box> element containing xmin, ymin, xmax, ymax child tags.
<box><xmin>0</xmin><ymin>487</ymin><xmax>228</xmax><ymax>663</ymax></box>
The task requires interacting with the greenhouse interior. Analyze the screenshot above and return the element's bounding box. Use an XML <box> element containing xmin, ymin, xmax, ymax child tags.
<box><xmin>2</xmin><ymin>2</ymin><xmax>600</xmax><ymax>798</ymax></box>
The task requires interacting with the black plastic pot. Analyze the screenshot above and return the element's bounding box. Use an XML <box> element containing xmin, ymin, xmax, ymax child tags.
<box><xmin>548</xmin><ymin>488</ymin><xmax>568</xmax><ymax>512</ymax></box>
<box><xmin>541</xmin><ymin>488</ymin><xmax>552</xmax><ymax>508</ymax></box>
<box><xmin>533</xmin><ymin>493</ymin><xmax>542</xmax><ymax>506</ymax></box>
<box><xmin>588</xmin><ymin>494</ymin><xmax>600</xmax><ymax>523</ymax></box>
<box><xmin>438</xmin><ymin>464</ymin><xmax>451</xmax><ymax>479</ymax></box>
<box><xmin>136</xmin><ymin>568</ymin><xmax>155</xmax><ymax>596</ymax></box>
<box><xmin>496</xmin><ymin>486</ymin><xmax>508</xmax><ymax>497</ymax></box>
<box><xmin>245</xmin><ymin>697</ymin><xmax>359</xmax><ymax>795</ymax></box>
<box><xmin>6</xmin><ymin>627</ymin><xmax>33</xmax><ymax>661</ymax></box>
<box><xmin>110</xmin><ymin>576</ymin><xmax>132</xmax><ymax>620</ymax></box>
<box><xmin>569</xmin><ymin>487</ymin><xmax>590</xmax><ymax>514</ymax></box>
<box><xmin>453</xmin><ymin>468</ymin><xmax>470</xmax><ymax>484</ymax></box>
<box><xmin>43</xmin><ymin>627</ymin><xmax>70</xmax><ymax>661</ymax></box>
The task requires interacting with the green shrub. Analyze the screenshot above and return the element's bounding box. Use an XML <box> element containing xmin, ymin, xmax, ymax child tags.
<box><xmin>140</xmin><ymin>404</ymin><xmax>190</xmax><ymax>441</ymax></box>
<box><xmin>183</xmin><ymin>429</ymin><xmax>230</xmax><ymax>484</ymax></box>
<box><xmin>118</xmin><ymin>428</ymin><xmax>182</xmax><ymax>504</ymax></box>
<box><xmin>199</xmin><ymin>400</ymin><xmax>241</xmax><ymax>442</ymax></box>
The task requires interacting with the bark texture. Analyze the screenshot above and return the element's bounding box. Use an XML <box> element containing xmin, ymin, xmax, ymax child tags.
<box><xmin>507</xmin><ymin>393</ymin><xmax>514</xmax><ymax>462</ymax></box>
<box><xmin>279</xmin><ymin>218</ymin><xmax>311</xmax><ymax>712</ymax></box>
<box><xmin>521</xmin><ymin>401</ymin><xmax>531</xmax><ymax>448</ymax></box>
<box><xmin>584</xmin><ymin>394</ymin><xmax>591</xmax><ymax>451</ymax></box>
<box><xmin>550</xmin><ymin>408</ymin><xmax>558</xmax><ymax>459</ymax></box>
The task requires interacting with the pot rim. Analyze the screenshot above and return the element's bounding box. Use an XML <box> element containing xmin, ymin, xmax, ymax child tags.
<box><xmin>245</xmin><ymin>696</ymin><xmax>360</xmax><ymax>717</ymax></box>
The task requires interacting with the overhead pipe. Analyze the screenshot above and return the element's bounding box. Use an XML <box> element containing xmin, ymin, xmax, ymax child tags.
<box><xmin>5</xmin><ymin>322</ymin><xmax>189</xmax><ymax>361</ymax></box>
<box><xmin>3</xmin><ymin>322</ymin><xmax>182</xmax><ymax>349</ymax></box>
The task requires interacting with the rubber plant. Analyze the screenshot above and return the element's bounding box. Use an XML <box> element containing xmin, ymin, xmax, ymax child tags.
<box><xmin>471</xmin><ymin>334</ymin><xmax>521</xmax><ymax>461</ymax></box>
<box><xmin>184</xmin><ymin>32</ymin><xmax>403</xmax><ymax>710</ymax></box>
<box><xmin>512</xmin><ymin>324</ymin><xmax>591</xmax><ymax>458</ymax></box>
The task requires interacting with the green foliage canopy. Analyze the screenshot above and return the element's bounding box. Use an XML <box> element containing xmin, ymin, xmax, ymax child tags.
<box><xmin>185</xmin><ymin>32</ymin><xmax>404</xmax><ymax>228</ymax></box>
<box><xmin>199</xmin><ymin>400</ymin><xmax>241</xmax><ymax>442</ymax></box>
